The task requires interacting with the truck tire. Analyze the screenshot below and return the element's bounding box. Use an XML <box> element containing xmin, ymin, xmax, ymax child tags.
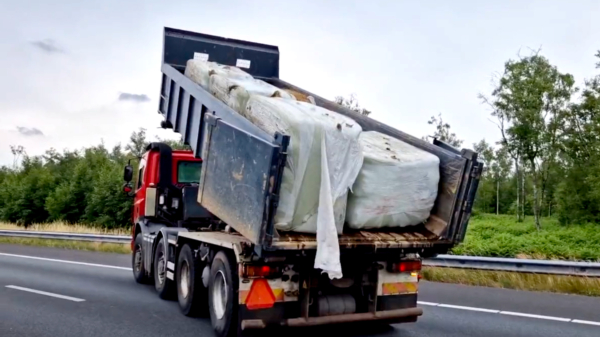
<box><xmin>209</xmin><ymin>250</ymin><xmax>239</xmax><ymax>337</ymax></box>
<box><xmin>132</xmin><ymin>233</ymin><xmax>148</xmax><ymax>284</ymax></box>
<box><xmin>153</xmin><ymin>237</ymin><xmax>175</xmax><ymax>299</ymax></box>
<box><xmin>177</xmin><ymin>244</ymin><xmax>208</xmax><ymax>317</ymax></box>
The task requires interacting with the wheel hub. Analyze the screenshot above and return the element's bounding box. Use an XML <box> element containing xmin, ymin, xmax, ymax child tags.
<box><xmin>157</xmin><ymin>253</ymin><xmax>165</xmax><ymax>285</ymax></box>
<box><xmin>134</xmin><ymin>246</ymin><xmax>142</xmax><ymax>272</ymax></box>
<box><xmin>212</xmin><ymin>270</ymin><xmax>227</xmax><ymax>320</ymax></box>
<box><xmin>180</xmin><ymin>261</ymin><xmax>190</xmax><ymax>299</ymax></box>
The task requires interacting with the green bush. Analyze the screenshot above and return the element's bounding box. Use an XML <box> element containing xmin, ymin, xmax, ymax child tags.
<box><xmin>0</xmin><ymin>128</ymin><xmax>185</xmax><ymax>229</ymax></box>
<box><xmin>452</xmin><ymin>214</ymin><xmax>600</xmax><ymax>261</ymax></box>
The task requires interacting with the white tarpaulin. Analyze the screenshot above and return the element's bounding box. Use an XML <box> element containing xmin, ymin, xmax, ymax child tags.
<box><xmin>346</xmin><ymin>131</ymin><xmax>440</xmax><ymax>229</ymax></box>
<box><xmin>245</xmin><ymin>96</ymin><xmax>364</xmax><ymax>279</ymax></box>
<box><xmin>184</xmin><ymin>59</ymin><xmax>252</xmax><ymax>89</ymax></box>
<box><xmin>209</xmin><ymin>75</ymin><xmax>295</xmax><ymax>113</ymax></box>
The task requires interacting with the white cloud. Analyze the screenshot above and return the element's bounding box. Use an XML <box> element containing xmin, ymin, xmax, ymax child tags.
<box><xmin>30</xmin><ymin>39</ymin><xmax>65</xmax><ymax>54</ymax></box>
<box><xmin>118</xmin><ymin>93</ymin><xmax>151</xmax><ymax>103</ymax></box>
<box><xmin>16</xmin><ymin>127</ymin><xmax>44</xmax><ymax>136</ymax></box>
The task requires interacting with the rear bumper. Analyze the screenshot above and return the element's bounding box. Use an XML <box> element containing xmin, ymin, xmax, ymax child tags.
<box><xmin>241</xmin><ymin>307</ymin><xmax>423</xmax><ymax>330</ymax></box>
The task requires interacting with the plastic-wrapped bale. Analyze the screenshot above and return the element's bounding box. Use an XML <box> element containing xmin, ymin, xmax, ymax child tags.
<box><xmin>184</xmin><ymin>59</ymin><xmax>252</xmax><ymax>90</ymax></box>
<box><xmin>245</xmin><ymin>96</ymin><xmax>364</xmax><ymax>279</ymax></box>
<box><xmin>209</xmin><ymin>75</ymin><xmax>295</xmax><ymax>114</ymax></box>
<box><xmin>284</xmin><ymin>89</ymin><xmax>315</xmax><ymax>104</ymax></box>
<box><xmin>346</xmin><ymin>131</ymin><xmax>440</xmax><ymax>230</ymax></box>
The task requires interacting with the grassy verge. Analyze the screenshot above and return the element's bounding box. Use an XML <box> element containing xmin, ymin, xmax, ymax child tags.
<box><xmin>451</xmin><ymin>214</ymin><xmax>600</xmax><ymax>262</ymax></box>
<box><xmin>0</xmin><ymin>237</ymin><xmax>130</xmax><ymax>254</ymax></box>
<box><xmin>422</xmin><ymin>267</ymin><xmax>600</xmax><ymax>297</ymax></box>
<box><xmin>0</xmin><ymin>222</ymin><xmax>130</xmax><ymax>254</ymax></box>
<box><xmin>0</xmin><ymin>222</ymin><xmax>129</xmax><ymax>235</ymax></box>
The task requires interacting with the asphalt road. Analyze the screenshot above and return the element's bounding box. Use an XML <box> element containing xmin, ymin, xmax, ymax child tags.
<box><xmin>1</xmin><ymin>244</ymin><xmax>599</xmax><ymax>337</ymax></box>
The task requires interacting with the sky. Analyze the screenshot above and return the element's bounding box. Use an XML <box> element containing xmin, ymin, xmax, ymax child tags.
<box><xmin>1</xmin><ymin>0</ymin><xmax>600</xmax><ymax>165</ymax></box>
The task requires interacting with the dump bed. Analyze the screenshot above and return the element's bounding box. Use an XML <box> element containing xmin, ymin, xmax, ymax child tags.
<box><xmin>158</xmin><ymin>27</ymin><xmax>482</xmax><ymax>254</ymax></box>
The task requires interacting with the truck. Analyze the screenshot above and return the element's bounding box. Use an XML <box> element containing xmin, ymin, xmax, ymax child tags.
<box><xmin>122</xmin><ymin>27</ymin><xmax>482</xmax><ymax>337</ymax></box>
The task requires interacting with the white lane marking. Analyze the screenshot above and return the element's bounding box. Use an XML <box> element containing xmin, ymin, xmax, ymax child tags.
<box><xmin>416</xmin><ymin>301</ymin><xmax>439</xmax><ymax>306</ymax></box>
<box><xmin>0</xmin><ymin>252</ymin><xmax>132</xmax><ymax>271</ymax></box>
<box><xmin>499</xmin><ymin>311</ymin><xmax>571</xmax><ymax>322</ymax></box>
<box><xmin>419</xmin><ymin>300</ymin><xmax>600</xmax><ymax>326</ymax></box>
<box><xmin>438</xmin><ymin>304</ymin><xmax>500</xmax><ymax>314</ymax></box>
<box><xmin>167</xmin><ymin>261</ymin><xmax>175</xmax><ymax>270</ymax></box>
<box><xmin>572</xmin><ymin>319</ymin><xmax>600</xmax><ymax>326</ymax></box>
<box><xmin>166</xmin><ymin>271</ymin><xmax>174</xmax><ymax>280</ymax></box>
<box><xmin>6</xmin><ymin>285</ymin><xmax>85</xmax><ymax>302</ymax></box>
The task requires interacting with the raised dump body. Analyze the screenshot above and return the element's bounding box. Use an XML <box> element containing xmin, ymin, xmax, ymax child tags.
<box><xmin>158</xmin><ymin>27</ymin><xmax>482</xmax><ymax>257</ymax></box>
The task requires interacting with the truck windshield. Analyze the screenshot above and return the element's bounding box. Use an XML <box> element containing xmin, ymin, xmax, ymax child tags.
<box><xmin>177</xmin><ymin>161</ymin><xmax>202</xmax><ymax>183</ymax></box>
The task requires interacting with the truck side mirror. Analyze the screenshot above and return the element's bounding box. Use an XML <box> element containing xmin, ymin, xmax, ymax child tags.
<box><xmin>124</xmin><ymin>164</ymin><xmax>134</xmax><ymax>182</ymax></box>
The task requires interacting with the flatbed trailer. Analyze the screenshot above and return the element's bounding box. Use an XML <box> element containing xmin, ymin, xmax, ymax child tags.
<box><xmin>128</xmin><ymin>27</ymin><xmax>482</xmax><ymax>337</ymax></box>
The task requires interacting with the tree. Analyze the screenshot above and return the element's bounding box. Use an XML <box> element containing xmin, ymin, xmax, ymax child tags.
<box><xmin>334</xmin><ymin>94</ymin><xmax>372</xmax><ymax>116</ymax></box>
<box><xmin>493</xmin><ymin>147</ymin><xmax>513</xmax><ymax>214</ymax></box>
<box><xmin>155</xmin><ymin>136</ymin><xmax>191</xmax><ymax>151</ymax></box>
<box><xmin>482</xmin><ymin>50</ymin><xmax>576</xmax><ymax>229</ymax></box>
<box><xmin>45</xmin><ymin>145</ymin><xmax>112</xmax><ymax>223</ymax></box>
<box><xmin>0</xmin><ymin>155</ymin><xmax>55</xmax><ymax>226</ymax></box>
<box><xmin>84</xmin><ymin>162</ymin><xmax>132</xmax><ymax>229</ymax></box>
<box><xmin>472</xmin><ymin>139</ymin><xmax>495</xmax><ymax>213</ymax></box>
<box><xmin>10</xmin><ymin>145</ymin><xmax>25</xmax><ymax>169</ymax></box>
<box><xmin>126</xmin><ymin>128</ymin><xmax>148</xmax><ymax>161</ymax></box>
<box><xmin>555</xmin><ymin>50</ymin><xmax>600</xmax><ymax>223</ymax></box>
<box><xmin>0</xmin><ymin>129</ymin><xmax>150</xmax><ymax>228</ymax></box>
<box><xmin>472</xmin><ymin>140</ymin><xmax>512</xmax><ymax>215</ymax></box>
<box><xmin>425</xmin><ymin>113</ymin><xmax>463</xmax><ymax>148</ymax></box>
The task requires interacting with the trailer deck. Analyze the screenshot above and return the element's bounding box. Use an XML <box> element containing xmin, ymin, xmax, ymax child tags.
<box><xmin>177</xmin><ymin>224</ymin><xmax>445</xmax><ymax>252</ymax></box>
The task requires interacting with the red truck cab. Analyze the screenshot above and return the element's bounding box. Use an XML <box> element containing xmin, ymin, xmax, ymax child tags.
<box><xmin>132</xmin><ymin>149</ymin><xmax>201</xmax><ymax>223</ymax></box>
<box><xmin>123</xmin><ymin>143</ymin><xmax>213</xmax><ymax>250</ymax></box>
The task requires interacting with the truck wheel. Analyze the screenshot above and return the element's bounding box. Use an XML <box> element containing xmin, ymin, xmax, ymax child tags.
<box><xmin>209</xmin><ymin>250</ymin><xmax>238</xmax><ymax>337</ymax></box>
<box><xmin>177</xmin><ymin>244</ymin><xmax>208</xmax><ymax>317</ymax></box>
<box><xmin>154</xmin><ymin>237</ymin><xmax>175</xmax><ymax>299</ymax></box>
<box><xmin>132</xmin><ymin>233</ymin><xmax>148</xmax><ymax>284</ymax></box>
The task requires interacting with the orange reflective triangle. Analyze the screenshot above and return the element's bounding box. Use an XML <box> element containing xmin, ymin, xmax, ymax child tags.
<box><xmin>245</xmin><ymin>279</ymin><xmax>276</xmax><ymax>310</ymax></box>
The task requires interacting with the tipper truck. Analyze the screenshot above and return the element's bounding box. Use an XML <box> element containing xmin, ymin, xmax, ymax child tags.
<box><xmin>123</xmin><ymin>27</ymin><xmax>483</xmax><ymax>337</ymax></box>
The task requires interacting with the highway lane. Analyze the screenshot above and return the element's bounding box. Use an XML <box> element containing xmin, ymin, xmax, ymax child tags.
<box><xmin>0</xmin><ymin>244</ymin><xmax>599</xmax><ymax>337</ymax></box>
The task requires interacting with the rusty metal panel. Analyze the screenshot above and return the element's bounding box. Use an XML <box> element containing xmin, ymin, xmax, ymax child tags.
<box><xmin>198</xmin><ymin>114</ymin><xmax>288</xmax><ymax>246</ymax></box>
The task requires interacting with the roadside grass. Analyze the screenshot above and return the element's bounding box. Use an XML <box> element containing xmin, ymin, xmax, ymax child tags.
<box><xmin>422</xmin><ymin>267</ymin><xmax>600</xmax><ymax>297</ymax></box>
<box><xmin>0</xmin><ymin>237</ymin><xmax>130</xmax><ymax>254</ymax></box>
<box><xmin>0</xmin><ymin>221</ymin><xmax>130</xmax><ymax>254</ymax></box>
<box><xmin>0</xmin><ymin>221</ymin><xmax>129</xmax><ymax>236</ymax></box>
<box><xmin>451</xmin><ymin>214</ymin><xmax>600</xmax><ymax>262</ymax></box>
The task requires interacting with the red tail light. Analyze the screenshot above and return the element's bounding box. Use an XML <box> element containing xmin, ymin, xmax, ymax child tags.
<box><xmin>389</xmin><ymin>260</ymin><xmax>422</xmax><ymax>273</ymax></box>
<box><xmin>243</xmin><ymin>265</ymin><xmax>280</xmax><ymax>278</ymax></box>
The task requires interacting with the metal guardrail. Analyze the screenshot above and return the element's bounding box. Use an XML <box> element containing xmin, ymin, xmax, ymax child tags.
<box><xmin>2</xmin><ymin>229</ymin><xmax>600</xmax><ymax>277</ymax></box>
<box><xmin>0</xmin><ymin>230</ymin><xmax>129</xmax><ymax>244</ymax></box>
<box><xmin>424</xmin><ymin>255</ymin><xmax>600</xmax><ymax>277</ymax></box>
